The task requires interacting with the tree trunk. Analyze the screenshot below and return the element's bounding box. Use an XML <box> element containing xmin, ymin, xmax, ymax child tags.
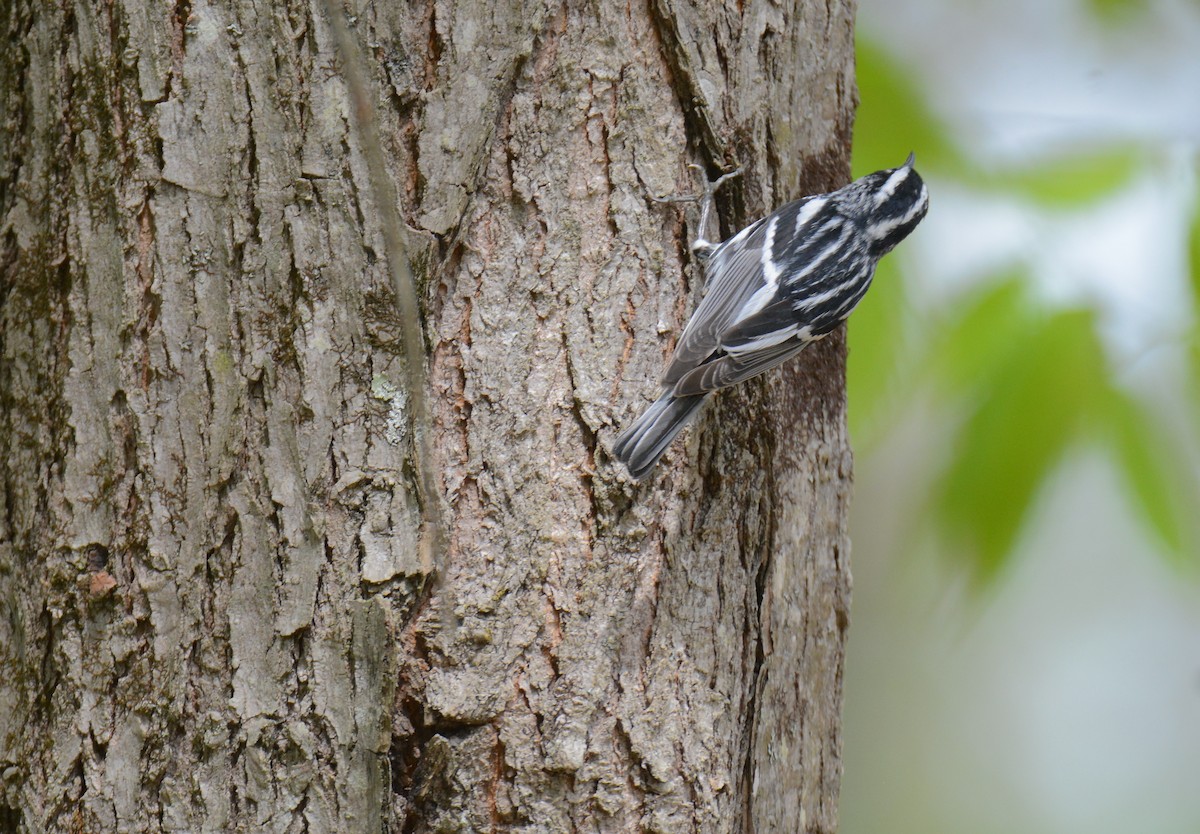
<box><xmin>0</xmin><ymin>0</ymin><xmax>856</xmax><ymax>831</ymax></box>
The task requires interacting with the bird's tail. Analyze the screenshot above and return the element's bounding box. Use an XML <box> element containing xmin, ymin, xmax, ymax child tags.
<box><xmin>612</xmin><ymin>391</ymin><xmax>708</xmax><ymax>479</ymax></box>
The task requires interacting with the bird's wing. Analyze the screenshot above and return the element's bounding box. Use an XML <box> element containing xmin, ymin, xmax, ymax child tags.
<box><xmin>670</xmin><ymin>338</ymin><xmax>807</xmax><ymax>397</ymax></box>
<box><xmin>671</xmin><ymin>240</ymin><xmax>874</xmax><ymax>399</ymax></box>
<box><xmin>663</xmin><ymin>194</ymin><xmax>838</xmax><ymax>386</ymax></box>
<box><xmin>662</xmin><ymin>215</ymin><xmax>771</xmax><ymax>384</ymax></box>
<box><xmin>720</xmin><ymin>214</ymin><xmax>875</xmax><ymax>348</ymax></box>
<box><xmin>719</xmin><ymin>299</ymin><xmax>809</xmax><ymax>353</ymax></box>
<box><xmin>662</xmin><ymin>214</ymin><xmax>772</xmax><ymax>384</ymax></box>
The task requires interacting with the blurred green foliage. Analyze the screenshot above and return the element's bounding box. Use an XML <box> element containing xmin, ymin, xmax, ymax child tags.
<box><xmin>1189</xmin><ymin>196</ymin><xmax>1200</xmax><ymax>409</ymax></box>
<box><xmin>848</xmin><ymin>37</ymin><xmax>1200</xmax><ymax>578</ymax></box>
<box><xmin>851</xmin><ymin>40</ymin><xmax>964</xmax><ymax>179</ymax></box>
<box><xmin>976</xmin><ymin>148</ymin><xmax>1144</xmax><ymax>207</ymax></box>
<box><xmin>1085</xmin><ymin>0</ymin><xmax>1152</xmax><ymax>23</ymax></box>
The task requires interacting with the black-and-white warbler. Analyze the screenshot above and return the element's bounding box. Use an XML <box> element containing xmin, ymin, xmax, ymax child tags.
<box><xmin>614</xmin><ymin>155</ymin><xmax>929</xmax><ymax>479</ymax></box>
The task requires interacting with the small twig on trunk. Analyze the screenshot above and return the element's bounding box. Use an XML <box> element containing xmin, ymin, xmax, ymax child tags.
<box><xmin>319</xmin><ymin>0</ymin><xmax>445</xmax><ymax>577</ymax></box>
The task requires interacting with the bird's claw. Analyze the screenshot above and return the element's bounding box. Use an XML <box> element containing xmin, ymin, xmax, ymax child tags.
<box><xmin>694</xmin><ymin>164</ymin><xmax>742</xmax><ymax>198</ymax></box>
<box><xmin>649</xmin><ymin>165</ymin><xmax>742</xmax><ymax>204</ymax></box>
<box><xmin>693</xmin><ymin>166</ymin><xmax>741</xmax><ymax>257</ymax></box>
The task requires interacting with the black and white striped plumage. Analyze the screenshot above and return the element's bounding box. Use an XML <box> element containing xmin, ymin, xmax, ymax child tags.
<box><xmin>614</xmin><ymin>155</ymin><xmax>929</xmax><ymax>479</ymax></box>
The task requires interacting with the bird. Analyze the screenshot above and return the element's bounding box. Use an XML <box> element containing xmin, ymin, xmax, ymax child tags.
<box><xmin>613</xmin><ymin>155</ymin><xmax>929</xmax><ymax>479</ymax></box>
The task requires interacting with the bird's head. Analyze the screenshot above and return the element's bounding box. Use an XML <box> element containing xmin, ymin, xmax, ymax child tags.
<box><xmin>839</xmin><ymin>154</ymin><xmax>930</xmax><ymax>256</ymax></box>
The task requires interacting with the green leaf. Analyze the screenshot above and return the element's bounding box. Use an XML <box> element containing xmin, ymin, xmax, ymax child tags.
<box><xmin>1188</xmin><ymin>199</ymin><xmax>1200</xmax><ymax>413</ymax></box>
<box><xmin>922</xmin><ymin>276</ymin><xmax>1038</xmax><ymax>397</ymax></box>
<box><xmin>1084</xmin><ymin>0</ymin><xmax>1149</xmax><ymax>23</ymax></box>
<box><xmin>1188</xmin><ymin>194</ymin><xmax>1200</xmax><ymax>323</ymax></box>
<box><xmin>935</xmin><ymin>309</ymin><xmax>1110</xmax><ymax>578</ymax></box>
<box><xmin>969</xmin><ymin>148</ymin><xmax>1143</xmax><ymax>208</ymax></box>
<box><xmin>1102</xmin><ymin>390</ymin><xmax>1194</xmax><ymax>563</ymax></box>
<box><xmin>852</xmin><ymin>38</ymin><xmax>963</xmax><ymax>178</ymax></box>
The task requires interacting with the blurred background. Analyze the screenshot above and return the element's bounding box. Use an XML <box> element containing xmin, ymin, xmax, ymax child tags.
<box><xmin>842</xmin><ymin>0</ymin><xmax>1200</xmax><ymax>832</ymax></box>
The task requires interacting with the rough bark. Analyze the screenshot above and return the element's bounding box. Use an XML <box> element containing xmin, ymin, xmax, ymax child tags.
<box><xmin>0</xmin><ymin>0</ymin><xmax>856</xmax><ymax>832</ymax></box>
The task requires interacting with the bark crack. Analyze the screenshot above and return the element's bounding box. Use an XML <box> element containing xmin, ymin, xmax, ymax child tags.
<box><xmin>645</xmin><ymin>0</ymin><xmax>730</xmax><ymax>171</ymax></box>
<box><xmin>168</xmin><ymin>0</ymin><xmax>192</xmax><ymax>98</ymax></box>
